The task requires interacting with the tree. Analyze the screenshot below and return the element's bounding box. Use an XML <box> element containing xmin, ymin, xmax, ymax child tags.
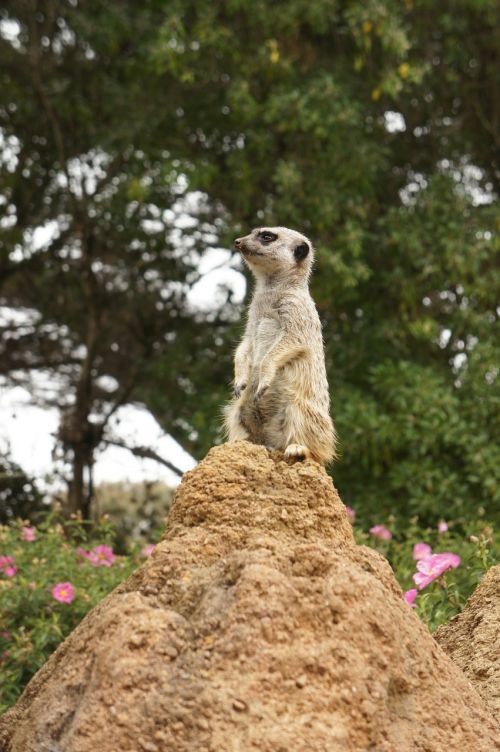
<box><xmin>0</xmin><ymin>1</ymin><xmax>236</xmax><ymax>514</ymax></box>
<box><xmin>1</xmin><ymin>0</ymin><xmax>498</xmax><ymax>523</ymax></box>
<box><xmin>142</xmin><ymin>0</ymin><xmax>500</xmax><ymax>523</ymax></box>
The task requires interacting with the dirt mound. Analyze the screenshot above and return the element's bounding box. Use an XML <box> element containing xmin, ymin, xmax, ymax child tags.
<box><xmin>435</xmin><ymin>564</ymin><xmax>500</xmax><ymax>722</ymax></box>
<box><xmin>1</xmin><ymin>441</ymin><xmax>498</xmax><ymax>751</ymax></box>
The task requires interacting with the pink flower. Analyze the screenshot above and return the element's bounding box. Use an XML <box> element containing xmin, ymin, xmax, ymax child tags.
<box><xmin>76</xmin><ymin>545</ymin><xmax>115</xmax><ymax>567</ymax></box>
<box><xmin>21</xmin><ymin>526</ymin><xmax>36</xmax><ymax>541</ymax></box>
<box><xmin>369</xmin><ymin>525</ymin><xmax>392</xmax><ymax>540</ymax></box>
<box><xmin>51</xmin><ymin>582</ymin><xmax>75</xmax><ymax>604</ymax></box>
<box><xmin>438</xmin><ymin>520</ymin><xmax>448</xmax><ymax>534</ymax></box>
<box><xmin>0</xmin><ymin>556</ymin><xmax>17</xmax><ymax>577</ymax></box>
<box><xmin>344</xmin><ymin>506</ymin><xmax>356</xmax><ymax>523</ymax></box>
<box><xmin>404</xmin><ymin>589</ymin><xmax>418</xmax><ymax>608</ymax></box>
<box><xmin>413</xmin><ymin>552</ymin><xmax>461</xmax><ymax>590</ymax></box>
<box><xmin>141</xmin><ymin>544</ymin><xmax>156</xmax><ymax>558</ymax></box>
<box><xmin>89</xmin><ymin>544</ymin><xmax>116</xmax><ymax>567</ymax></box>
<box><xmin>413</xmin><ymin>543</ymin><xmax>432</xmax><ymax>561</ymax></box>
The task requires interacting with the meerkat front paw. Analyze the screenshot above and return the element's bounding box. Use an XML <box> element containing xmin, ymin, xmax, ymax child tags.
<box><xmin>254</xmin><ymin>382</ymin><xmax>270</xmax><ymax>402</ymax></box>
<box><xmin>284</xmin><ymin>444</ymin><xmax>311</xmax><ymax>462</ymax></box>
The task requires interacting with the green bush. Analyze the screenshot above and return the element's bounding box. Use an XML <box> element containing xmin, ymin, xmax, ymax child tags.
<box><xmin>0</xmin><ymin>513</ymin><xmax>157</xmax><ymax>714</ymax></box>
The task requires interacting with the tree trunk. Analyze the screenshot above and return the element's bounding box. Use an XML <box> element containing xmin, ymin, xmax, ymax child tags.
<box><xmin>81</xmin><ymin>457</ymin><xmax>94</xmax><ymax>520</ymax></box>
<box><xmin>67</xmin><ymin>446</ymin><xmax>86</xmax><ymax>517</ymax></box>
<box><xmin>62</xmin><ymin>229</ymin><xmax>99</xmax><ymax>519</ymax></box>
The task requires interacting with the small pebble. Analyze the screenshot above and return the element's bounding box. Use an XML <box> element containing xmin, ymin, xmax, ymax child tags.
<box><xmin>139</xmin><ymin>740</ymin><xmax>159</xmax><ymax>752</ymax></box>
<box><xmin>261</xmin><ymin>617</ymin><xmax>273</xmax><ymax>641</ymax></box>
<box><xmin>164</xmin><ymin>645</ymin><xmax>179</xmax><ymax>659</ymax></box>
<box><xmin>232</xmin><ymin>698</ymin><xmax>247</xmax><ymax>712</ymax></box>
<box><xmin>129</xmin><ymin>634</ymin><xmax>145</xmax><ymax>648</ymax></box>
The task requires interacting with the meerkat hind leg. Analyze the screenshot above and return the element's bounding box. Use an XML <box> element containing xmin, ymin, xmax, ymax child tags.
<box><xmin>224</xmin><ymin>402</ymin><xmax>250</xmax><ymax>442</ymax></box>
<box><xmin>284</xmin><ymin>443</ymin><xmax>311</xmax><ymax>462</ymax></box>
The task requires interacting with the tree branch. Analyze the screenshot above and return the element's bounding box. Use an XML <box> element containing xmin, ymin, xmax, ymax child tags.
<box><xmin>102</xmin><ymin>438</ymin><xmax>185</xmax><ymax>477</ymax></box>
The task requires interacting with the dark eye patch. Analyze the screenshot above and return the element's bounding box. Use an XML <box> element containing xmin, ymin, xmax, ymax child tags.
<box><xmin>258</xmin><ymin>230</ymin><xmax>278</xmax><ymax>244</ymax></box>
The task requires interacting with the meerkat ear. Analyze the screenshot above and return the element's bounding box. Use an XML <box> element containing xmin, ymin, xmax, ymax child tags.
<box><xmin>293</xmin><ymin>242</ymin><xmax>310</xmax><ymax>262</ymax></box>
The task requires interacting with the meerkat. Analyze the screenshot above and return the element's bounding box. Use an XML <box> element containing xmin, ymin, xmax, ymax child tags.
<box><xmin>224</xmin><ymin>226</ymin><xmax>337</xmax><ymax>464</ymax></box>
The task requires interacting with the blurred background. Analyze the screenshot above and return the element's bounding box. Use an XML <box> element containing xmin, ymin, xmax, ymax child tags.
<box><xmin>1</xmin><ymin>0</ymin><xmax>499</xmax><ymax>531</ymax></box>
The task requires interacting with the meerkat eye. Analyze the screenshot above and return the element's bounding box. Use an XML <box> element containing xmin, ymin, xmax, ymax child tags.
<box><xmin>258</xmin><ymin>231</ymin><xmax>278</xmax><ymax>244</ymax></box>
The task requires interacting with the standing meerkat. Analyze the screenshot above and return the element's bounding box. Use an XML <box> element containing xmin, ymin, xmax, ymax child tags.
<box><xmin>224</xmin><ymin>226</ymin><xmax>337</xmax><ymax>463</ymax></box>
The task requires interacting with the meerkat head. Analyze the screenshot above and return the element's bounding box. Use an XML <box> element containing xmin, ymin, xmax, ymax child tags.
<box><xmin>234</xmin><ymin>226</ymin><xmax>313</xmax><ymax>282</ymax></box>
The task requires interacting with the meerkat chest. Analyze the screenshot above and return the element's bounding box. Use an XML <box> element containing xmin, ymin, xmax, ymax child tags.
<box><xmin>252</xmin><ymin>316</ymin><xmax>281</xmax><ymax>363</ymax></box>
<box><xmin>247</xmin><ymin>294</ymin><xmax>282</xmax><ymax>365</ymax></box>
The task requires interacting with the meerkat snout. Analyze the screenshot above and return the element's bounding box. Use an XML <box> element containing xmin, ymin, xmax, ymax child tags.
<box><xmin>293</xmin><ymin>242</ymin><xmax>309</xmax><ymax>262</ymax></box>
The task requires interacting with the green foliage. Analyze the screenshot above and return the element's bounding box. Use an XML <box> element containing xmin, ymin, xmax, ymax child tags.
<box><xmin>355</xmin><ymin>515</ymin><xmax>498</xmax><ymax>629</ymax></box>
<box><xmin>0</xmin><ymin>514</ymin><xmax>155</xmax><ymax>713</ymax></box>
<box><xmin>333</xmin><ymin>179</ymin><xmax>500</xmax><ymax>524</ymax></box>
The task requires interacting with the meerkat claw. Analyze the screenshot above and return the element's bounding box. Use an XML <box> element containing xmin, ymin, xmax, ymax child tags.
<box><xmin>234</xmin><ymin>383</ymin><xmax>247</xmax><ymax>398</ymax></box>
<box><xmin>254</xmin><ymin>383</ymin><xmax>269</xmax><ymax>402</ymax></box>
<box><xmin>284</xmin><ymin>444</ymin><xmax>311</xmax><ymax>462</ymax></box>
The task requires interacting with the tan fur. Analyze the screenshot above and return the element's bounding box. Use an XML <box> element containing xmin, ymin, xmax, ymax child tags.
<box><xmin>224</xmin><ymin>226</ymin><xmax>337</xmax><ymax>464</ymax></box>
